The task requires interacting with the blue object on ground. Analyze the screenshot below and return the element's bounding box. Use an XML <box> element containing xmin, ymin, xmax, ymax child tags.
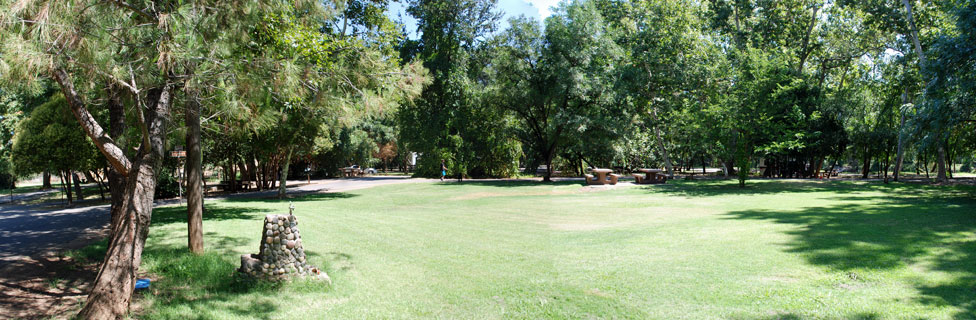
<box><xmin>135</xmin><ymin>278</ymin><xmax>151</xmax><ymax>290</ymax></box>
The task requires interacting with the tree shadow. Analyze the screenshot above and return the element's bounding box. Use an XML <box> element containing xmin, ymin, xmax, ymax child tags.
<box><xmin>723</xmin><ymin>192</ymin><xmax>976</xmax><ymax>317</ymax></box>
<box><xmin>135</xmin><ymin>246</ymin><xmax>287</xmax><ymax>320</ymax></box>
<box><xmin>225</xmin><ymin>192</ymin><xmax>358</xmax><ymax>204</ymax></box>
<box><xmin>150</xmin><ymin>205</ymin><xmax>270</xmax><ymax>226</ymax></box>
<box><xmin>729</xmin><ymin>312</ymin><xmax>881</xmax><ymax>320</ymax></box>
<box><xmin>646</xmin><ymin>179</ymin><xmax>968</xmax><ymax>198</ymax></box>
<box><xmin>916</xmin><ymin>239</ymin><xmax>976</xmax><ymax>318</ymax></box>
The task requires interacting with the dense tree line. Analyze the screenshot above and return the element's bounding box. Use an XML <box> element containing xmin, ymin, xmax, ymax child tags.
<box><xmin>1</xmin><ymin>0</ymin><xmax>975</xmax><ymax>318</ymax></box>
<box><xmin>393</xmin><ymin>0</ymin><xmax>976</xmax><ymax>185</ymax></box>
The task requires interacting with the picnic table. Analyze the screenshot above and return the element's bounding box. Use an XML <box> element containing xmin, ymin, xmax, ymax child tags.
<box><xmin>585</xmin><ymin>168</ymin><xmax>620</xmax><ymax>185</ymax></box>
<box><xmin>634</xmin><ymin>168</ymin><xmax>667</xmax><ymax>184</ymax></box>
<box><xmin>340</xmin><ymin>167</ymin><xmax>362</xmax><ymax>178</ymax></box>
<box><xmin>214</xmin><ymin>180</ymin><xmax>247</xmax><ymax>191</ymax></box>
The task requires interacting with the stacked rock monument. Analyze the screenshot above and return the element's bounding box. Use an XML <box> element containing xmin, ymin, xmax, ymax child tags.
<box><xmin>238</xmin><ymin>205</ymin><xmax>330</xmax><ymax>283</ymax></box>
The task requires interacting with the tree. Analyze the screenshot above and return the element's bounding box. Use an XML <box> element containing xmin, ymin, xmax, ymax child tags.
<box><xmin>399</xmin><ymin>0</ymin><xmax>520</xmax><ymax>179</ymax></box>
<box><xmin>185</xmin><ymin>96</ymin><xmax>203</xmax><ymax>254</ymax></box>
<box><xmin>1</xmin><ymin>1</ymin><xmax>331</xmax><ymax>317</ymax></box>
<box><xmin>490</xmin><ymin>1</ymin><xmax>627</xmax><ymax>181</ymax></box>
<box><xmin>10</xmin><ymin>94</ymin><xmax>100</xmax><ymax>204</ymax></box>
<box><xmin>614</xmin><ymin>0</ymin><xmax>712</xmax><ymax>178</ymax></box>
<box><xmin>922</xmin><ymin>1</ymin><xmax>976</xmax><ymax>182</ymax></box>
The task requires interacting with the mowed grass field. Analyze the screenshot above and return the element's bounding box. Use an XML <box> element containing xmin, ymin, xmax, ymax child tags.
<box><xmin>121</xmin><ymin>179</ymin><xmax>975</xmax><ymax>319</ymax></box>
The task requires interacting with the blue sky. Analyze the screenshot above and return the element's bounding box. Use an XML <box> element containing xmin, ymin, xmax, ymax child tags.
<box><xmin>386</xmin><ymin>0</ymin><xmax>560</xmax><ymax>38</ymax></box>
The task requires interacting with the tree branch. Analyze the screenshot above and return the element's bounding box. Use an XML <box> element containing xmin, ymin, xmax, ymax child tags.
<box><xmin>52</xmin><ymin>68</ymin><xmax>132</xmax><ymax>176</ymax></box>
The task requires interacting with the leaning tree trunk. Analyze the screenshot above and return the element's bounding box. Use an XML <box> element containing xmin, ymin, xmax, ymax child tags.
<box><xmin>56</xmin><ymin>68</ymin><xmax>173</xmax><ymax>319</ymax></box>
<box><xmin>649</xmin><ymin>107</ymin><xmax>675</xmax><ymax>178</ymax></box>
<box><xmin>83</xmin><ymin>170</ymin><xmax>106</xmax><ymax>201</ymax></box>
<box><xmin>902</xmin><ymin>0</ymin><xmax>948</xmax><ymax>183</ymax></box>
<box><xmin>76</xmin><ymin>101</ymin><xmax>170</xmax><ymax>319</ymax></box>
<box><xmin>60</xmin><ymin>171</ymin><xmax>73</xmax><ymax>205</ymax></box>
<box><xmin>185</xmin><ymin>97</ymin><xmax>204</xmax><ymax>254</ymax></box>
<box><xmin>80</xmin><ymin>156</ymin><xmax>160</xmax><ymax>318</ymax></box>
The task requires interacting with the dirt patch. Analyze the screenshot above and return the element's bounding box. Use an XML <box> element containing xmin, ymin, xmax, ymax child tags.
<box><xmin>0</xmin><ymin>229</ymin><xmax>106</xmax><ymax>319</ymax></box>
<box><xmin>0</xmin><ymin>254</ymin><xmax>98</xmax><ymax>319</ymax></box>
<box><xmin>584</xmin><ymin>288</ymin><xmax>612</xmax><ymax>297</ymax></box>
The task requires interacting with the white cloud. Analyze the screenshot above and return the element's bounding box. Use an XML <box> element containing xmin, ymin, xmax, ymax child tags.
<box><xmin>525</xmin><ymin>0</ymin><xmax>560</xmax><ymax>19</ymax></box>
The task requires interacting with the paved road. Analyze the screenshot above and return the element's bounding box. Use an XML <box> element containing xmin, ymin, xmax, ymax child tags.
<box><xmin>0</xmin><ymin>188</ymin><xmax>58</xmax><ymax>205</ymax></box>
<box><xmin>0</xmin><ymin>176</ymin><xmax>433</xmax><ymax>266</ymax></box>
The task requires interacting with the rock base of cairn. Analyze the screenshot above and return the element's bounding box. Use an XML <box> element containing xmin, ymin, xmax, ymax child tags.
<box><xmin>238</xmin><ymin>214</ymin><xmax>330</xmax><ymax>283</ymax></box>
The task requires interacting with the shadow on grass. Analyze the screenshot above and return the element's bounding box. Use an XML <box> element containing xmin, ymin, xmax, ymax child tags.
<box><xmin>730</xmin><ymin>312</ymin><xmax>881</xmax><ymax>320</ymax></box>
<box><xmin>647</xmin><ymin>178</ymin><xmax>975</xmax><ymax>198</ymax></box>
<box><xmin>226</xmin><ymin>192</ymin><xmax>358</xmax><ymax>204</ymax></box>
<box><xmin>136</xmin><ymin>244</ymin><xmax>331</xmax><ymax>319</ymax></box>
<box><xmin>151</xmin><ymin>205</ymin><xmax>270</xmax><ymax>226</ymax></box>
<box><xmin>138</xmin><ymin>247</ymin><xmax>286</xmax><ymax>319</ymax></box>
<box><xmin>723</xmin><ymin>189</ymin><xmax>976</xmax><ymax>318</ymax></box>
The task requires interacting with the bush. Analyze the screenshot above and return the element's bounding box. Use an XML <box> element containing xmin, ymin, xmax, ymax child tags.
<box><xmin>0</xmin><ymin>173</ymin><xmax>15</xmax><ymax>189</ymax></box>
<box><xmin>155</xmin><ymin>156</ymin><xmax>181</xmax><ymax>199</ymax></box>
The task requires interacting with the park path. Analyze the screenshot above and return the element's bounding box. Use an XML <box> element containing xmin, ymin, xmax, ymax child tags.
<box><xmin>0</xmin><ymin>188</ymin><xmax>58</xmax><ymax>205</ymax></box>
<box><xmin>0</xmin><ymin>176</ymin><xmax>435</xmax><ymax>265</ymax></box>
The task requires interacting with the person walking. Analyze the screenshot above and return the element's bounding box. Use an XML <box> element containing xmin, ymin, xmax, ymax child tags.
<box><xmin>440</xmin><ymin>160</ymin><xmax>447</xmax><ymax>181</ymax></box>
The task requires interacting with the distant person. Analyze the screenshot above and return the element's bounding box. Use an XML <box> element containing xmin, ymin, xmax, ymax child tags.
<box><xmin>441</xmin><ymin>160</ymin><xmax>447</xmax><ymax>181</ymax></box>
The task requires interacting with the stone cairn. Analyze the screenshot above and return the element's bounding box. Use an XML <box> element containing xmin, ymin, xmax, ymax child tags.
<box><xmin>238</xmin><ymin>204</ymin><xmax>330</xmax><ymax>283</ymax></box>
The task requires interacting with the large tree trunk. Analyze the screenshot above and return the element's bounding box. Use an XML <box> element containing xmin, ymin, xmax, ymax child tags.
<box><xmin>56</xmin><ymin>68</ymin><xmax>173</xmax><ymax>319</ymax></box>
<box><xmin>77</xmin><ymin>90</ymin><xmax>171</xmax><ymax>318</ymax></box>
<box><xmin>541</xmin><ymin>141</ymin><xmax>557</xmax><ymax>183</ymax></box>
<box><xmin>723</xmin><ymin>158</ymin><xmax>735</xmax><ymax>177</ymax></box>
<box><xmin>42</xmin><ymin>172</ymin><xmax>52</xmax><ymax>189</ymax></box>
<box><xmin>278</xmin><ymin>147</ymin><xmax>293</xmax><ymax>199</ymax></box>
<box><xmin>544</xmin><ymin>155</ymin><xmax>554</xmax><ymax>183</ymax></box>
<box><xmin>80</xmin><ymin>157</ymin><xmax>159</xmax><ymax>319</ymax></box>
<box><xmin>185</xmin><ymin>97</ymin><xmax>204</xmax><ymax>254</ymax></box>
<box><xmin>936</xmin><ymin>145</ymin><xmax>948</xmax><ymax>183</ymax></box>
<box><xmin>861</xmin><ymin>149</ymin><xmax>871</xmax><ymax>179</ymax></box>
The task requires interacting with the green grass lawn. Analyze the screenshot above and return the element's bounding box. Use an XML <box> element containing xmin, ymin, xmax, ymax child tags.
<box><xmin>117</xmin><ymin>179</ymin><xmax>974</xmax><ymax>319</ymax></box>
